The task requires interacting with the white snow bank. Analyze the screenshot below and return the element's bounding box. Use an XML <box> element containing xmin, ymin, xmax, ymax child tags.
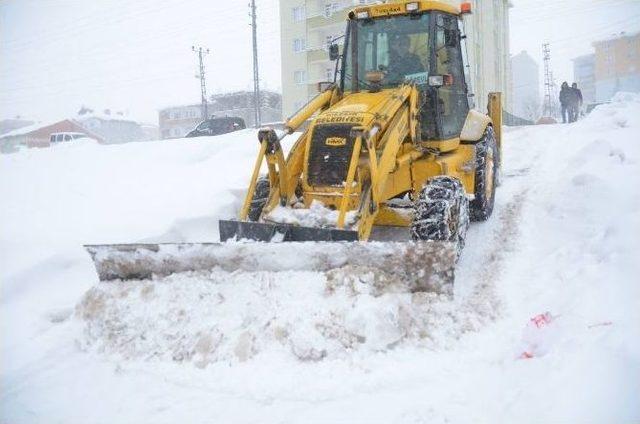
<box><xmin>76</xmin><ymin>269</ymin><xmax>449</xmax><ymax>364</ymax></box>
<box><xmin>2</xmin><ymin>95</ymin><xmax>640</xmax><ymax>423</ymax></box>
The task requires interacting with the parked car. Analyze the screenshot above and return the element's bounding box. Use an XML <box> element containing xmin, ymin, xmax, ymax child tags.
<box><xmin>49</xmin><ymin>132</ymin><xmax>89</xmax><ymax>143</ymax></box>
<box><xmin>185</xmin><ymin>117</ymin><xmax>246</xmax><ymax>138</ymax></box>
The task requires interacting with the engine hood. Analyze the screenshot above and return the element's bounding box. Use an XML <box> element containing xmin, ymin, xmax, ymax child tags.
<box><xmin>314</xmin><ymin>89</ymin><xmax>399</xmax><ymax>128</ymax></box>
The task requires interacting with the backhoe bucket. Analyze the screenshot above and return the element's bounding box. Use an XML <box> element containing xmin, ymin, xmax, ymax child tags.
<box><xmin>219</xmin><ymin>219</ymin><xmax>358</xmax><ymax>242</ymax></box>
<box><xmin>85</xmin><ymin>241</ymin><xmax>456</xmax><ymax>295</ymax></box>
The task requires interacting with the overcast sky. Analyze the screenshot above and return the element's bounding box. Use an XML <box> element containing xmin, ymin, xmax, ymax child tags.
<box><xmin>1</xmin><ymin>0</ymin><xmax>640</xmax><ymax>124</ymax></box>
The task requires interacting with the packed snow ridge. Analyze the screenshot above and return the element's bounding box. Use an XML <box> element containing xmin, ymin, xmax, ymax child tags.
<box><xmin>76</xmin><ymin>265</ymin><xmax>496</xmax><ymax>364</ymax></box>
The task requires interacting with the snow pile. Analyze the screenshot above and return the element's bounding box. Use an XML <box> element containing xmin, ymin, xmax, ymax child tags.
<box><xmin>0</xmin><ymin>129</ymin><xmax>295</xmax><ymax>249</ymax></box>
<box><xmin>266</xmin><ymin>199</ymin><xmax>358</xmax><ymax>228</ymax></box>
<box><xmin>2</xmin><ymin>96</ymin><xmax>640</xmax><ymax>422</ymax></box>
<box><xmin>75</xmin><ymin>263</ymin><xmax>499</xmax><ymax>365</ymax></box>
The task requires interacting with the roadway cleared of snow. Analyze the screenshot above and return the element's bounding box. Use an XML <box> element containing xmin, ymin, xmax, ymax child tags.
<box><xmin>2</xmin><ymin>94</ymin><xmax>639</xmax><ymax>422</ymax></box>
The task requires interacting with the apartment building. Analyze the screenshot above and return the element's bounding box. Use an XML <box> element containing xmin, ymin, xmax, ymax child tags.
<box><xmin>158</xmin><ymin>104</ymin><xmax>201</xmax><ymax>139</ymax></box>
<box><xmin>510</xmin><ymin>50</ymin><xmax>540</xmax><ymax>121</ymax></box>
<box><xmin>572</xmin><ymin>54</ymin><xmax>596</xmax><ymax>104</ymax></box>
<box><xmin>279</xmin><ymin>0</ymin><xmax>511</xmax><ymax>119</ymax></box>
<box><xmin>592</xmin><ymin>31</ymin><xmax>640</xmax><ymax>103</ymax></box>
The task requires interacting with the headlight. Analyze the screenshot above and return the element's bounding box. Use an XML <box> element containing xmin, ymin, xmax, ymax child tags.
<box><xmin>406</xmin><ymin>2</ymin><xmax>419</xmax><ymax>12</ymax></box>
<box><xmin>428</xmin><ymin>75</ymin><xmax>444</xmax><ymax>87</ymax></box>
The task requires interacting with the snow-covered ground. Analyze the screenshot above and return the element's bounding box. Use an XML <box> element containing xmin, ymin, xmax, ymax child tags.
<box><xmin>2</xmin><ymin>94</ymin><xmax>640</xmax><ymax>423</ymax></box>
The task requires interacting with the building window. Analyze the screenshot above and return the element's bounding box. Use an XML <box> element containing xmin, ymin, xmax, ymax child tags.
<box><xmin>292</xmin><ymin>6</ymin><xmax>305</xmax><ymax>22</ymax></box>
<box><xmin>293</xmin><ymin>38</ymin><xmax>306</xmax><ymax>53</ymax></box>
<box><xmin>324</xmin><ymin>3</ymin><xmax>331</xmax><ymax>17</ymax></box>
<box><xmin>294</xmin><ymin>70</ymin><xmax>307</xmax><ymax>84</ymax></box>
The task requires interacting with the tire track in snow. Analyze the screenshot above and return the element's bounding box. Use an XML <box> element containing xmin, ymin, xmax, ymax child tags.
<box><xmin>452</xmin><ymin>129</ymin><xmax>549</xmax><ymax>332</ymax></box>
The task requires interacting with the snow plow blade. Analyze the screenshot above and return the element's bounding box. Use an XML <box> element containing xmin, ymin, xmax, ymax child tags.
<box><xmin>219</xmin><ymin>219</ymin><xmax>358</xmax><ymax>242</ymax></box>
<box><xmin>84</xmin><ymin>241</ymin><xmax>456</xmax><ymax>294</ymax></box>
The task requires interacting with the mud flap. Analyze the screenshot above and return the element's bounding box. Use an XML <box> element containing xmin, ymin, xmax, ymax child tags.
<box><xmin>219</xmin><ymin>219</ymin><xmax>358</xmax><ymax>242</ymax></box>
<box><xmin>84</xmin><ymin>241</ymin><xmax>457</xmax><ymax>295</ymax></box>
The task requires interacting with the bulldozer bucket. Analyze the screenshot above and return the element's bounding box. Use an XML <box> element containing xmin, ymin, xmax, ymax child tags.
<box><xmin>219</xmin><ymin>219</ymin><xmax>358</xmax><ymax>242</ymax></box>
<box><xmin>84</xmin><ymin>241</ymin><xmax>456</xmax><ymax>295</ymax></box>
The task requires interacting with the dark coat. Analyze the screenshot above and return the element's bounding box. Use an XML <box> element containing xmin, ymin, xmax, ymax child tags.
<box><xmin>387</xmin><ymin>53</ymin><xmax>423</xmax><ymax>82</ymax></box>
<box><xmin>572</xmin><ymin>87</ymin><xmax>583</xmax><ymax>105</ymax></box>
<box><xmin>559</xmin><ymin>86</ymin><xmax>571</xmax><ymax>106</ymax></box>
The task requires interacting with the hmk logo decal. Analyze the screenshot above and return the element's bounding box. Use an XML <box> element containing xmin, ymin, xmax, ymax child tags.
<box><xmin>325</xmin><ymin>137</ymin><xmax>347</xmax><ymax>146</ymax></box>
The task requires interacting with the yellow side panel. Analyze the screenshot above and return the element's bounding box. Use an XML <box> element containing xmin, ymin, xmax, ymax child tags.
<box><xmin>411</xmin><ymin>145</ymin><xmax>476</xmax><ymax>194</ymax></box>
<box><xmin>374</xmin><ymin>206</ymin><xmax>413</xmax><ymax>227</ymax></box>
<box><xmin>420</xmin><ymin>137</ymin><xmax>460</xmax><ymax>153</ymax></box>
<box><xmin>379</xmin><ymin>142</ymin><xmax>414</xmax><ymax>200</ymax></box>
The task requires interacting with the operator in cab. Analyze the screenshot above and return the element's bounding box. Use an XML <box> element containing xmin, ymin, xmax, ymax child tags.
<box><xmin>386</xmin><ymin>34</ymin><xmax>424</xmax><ymax>83</ymax></box>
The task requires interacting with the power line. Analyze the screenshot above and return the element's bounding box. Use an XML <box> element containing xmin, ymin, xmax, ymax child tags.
<box><xmin>192</xmin><ymin>46</ymin><xmax>210</xmax><ymax>120</ymax></box>
<box><xmin>542</xmin><ymin>43</ymin><xmax>558</xmax><ymax>118</ymax></box>
<box><xmin>250</xmin><ymin>0</ymin><xmax>261</xmax><ymax>128</ymax></box>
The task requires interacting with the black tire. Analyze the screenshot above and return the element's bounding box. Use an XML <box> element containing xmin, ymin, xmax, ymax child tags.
<box><xmin>469</xmin><ymin>126</ymin><xmax>498</xmax><ymax>222</ymax></box>
<box><xmin>247</xmin><ymin>176</ymin><xmax>270</xmax><ymax>222</ymax></box>
<box><xmin>411</xmin><ymin>176</ymin><xmax>469</xmax><ymax>257</ymax></box>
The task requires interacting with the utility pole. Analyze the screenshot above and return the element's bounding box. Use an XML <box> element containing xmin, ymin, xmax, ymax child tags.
<box><xmin>192</xmin><ymin>45</ymin><xmax>210</xmax><ymax>121</ymax></box>
<box><xmin>542</xmin><ymin>43</ymin><xmax>556</xmax><ymax>118</ymax></box>
<box><xmin>249</xmin><ymin>0</ymin><xmax>261</xmax><ymax>127</ymax></box>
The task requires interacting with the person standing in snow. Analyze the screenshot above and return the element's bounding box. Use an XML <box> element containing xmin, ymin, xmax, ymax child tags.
<box><xmin>570</xmin><ymin>82</ymin><xmax>583</xmax><ymax>122</ymax></box>
<box><xmin>559</xmin><ymin>82</ymin><xmax>571</xmax><ymax>123</ymax></box>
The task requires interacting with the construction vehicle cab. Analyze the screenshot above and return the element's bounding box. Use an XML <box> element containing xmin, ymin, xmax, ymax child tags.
<box><xmin>219</xmin><ymin>0</ymin><xmax>501</xmax><ymax>246</ymax></box>
<box><xmin>341</xmin><ymin>4</ymin><xmax>470</xmax><ymax>143</ymax></box>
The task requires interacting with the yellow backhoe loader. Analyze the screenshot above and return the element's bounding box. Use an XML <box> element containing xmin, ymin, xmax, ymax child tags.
<box><xmin>87</xmin><ymin>0</ymin><xmax>502</xmax><ymax>295</ymax></box>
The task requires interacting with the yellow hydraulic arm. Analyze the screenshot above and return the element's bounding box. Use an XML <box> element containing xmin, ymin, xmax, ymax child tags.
<box><xmin>338</xmin><ymin>84</ymin><xmax>420</xmax><ymax>239</ymax></box>
<box><xmin>239</xmin><ymin>88</ymin><xmax>335</xmax><ymax>221</ymax></box>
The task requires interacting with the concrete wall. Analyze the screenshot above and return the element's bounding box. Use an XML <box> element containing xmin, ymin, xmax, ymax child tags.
<box><xmin>595</xmin><ymin>74</ymin><xmax>640</xmax><ymax>103</ymax></box>
<box><xmin>78</xmin><ymin>117</ymin><xmax>145</xmax><ymax>144</ymax></box>
<box><xmin>573</xmin><ymin>54</ymin><xmax>596</xmax><ymax>104</ymax></box>
<box><xmin>280</xmin><ymin>0</ymin><xmax>314</xmax><ymax>119</ymax></box>
<box><xmin>159</xmin><ymin>105</ymin><xmax>201</xmax><ymax>139</ymax></box>
<box><xmin>463</xmin><ymin>0</ymin><xmax>510</xmax><ymax>112</ymax></box>
<box><xmin>593</xmin><ymin>32</ymin><xmax>640</xmax><ymax>102</ymax></box>
<box><xmin>511</xmin><ymin>51</ymin><xmax>540</xmax><ymax>120</ymax></box>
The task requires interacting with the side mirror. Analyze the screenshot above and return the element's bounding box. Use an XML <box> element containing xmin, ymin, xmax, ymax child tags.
<box><xmin>329</xmin><ymin>44</ymin><xmax>340</xmax><ymax>61</ymax></box>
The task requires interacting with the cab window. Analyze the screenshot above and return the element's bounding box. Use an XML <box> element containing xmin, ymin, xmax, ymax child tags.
<box><xmin>343</xmin><ymin>13</ymin><xmax>430</xmax><ymax>91</ymax></box>
<box><xmin>433</xmin><ymin>12</ymin><xmax>468</xmax><ymax>139</ymax></box>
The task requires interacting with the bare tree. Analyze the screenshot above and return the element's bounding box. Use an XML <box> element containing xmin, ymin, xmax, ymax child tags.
<box><xmin>521</xmin><ymin>96</ymin><xmax>542</xmax><ymax>122</ymax></box>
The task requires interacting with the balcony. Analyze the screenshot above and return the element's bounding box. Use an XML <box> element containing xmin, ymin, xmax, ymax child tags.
<box><xmin>307</xmin><ymin>47</ymin><xmax>329</xmax><ymax>63</ymax></box>
<box><xmin>307</xmin><ymin>9</ymin><xmax>348</xmax><ymax>29</ymax></box>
